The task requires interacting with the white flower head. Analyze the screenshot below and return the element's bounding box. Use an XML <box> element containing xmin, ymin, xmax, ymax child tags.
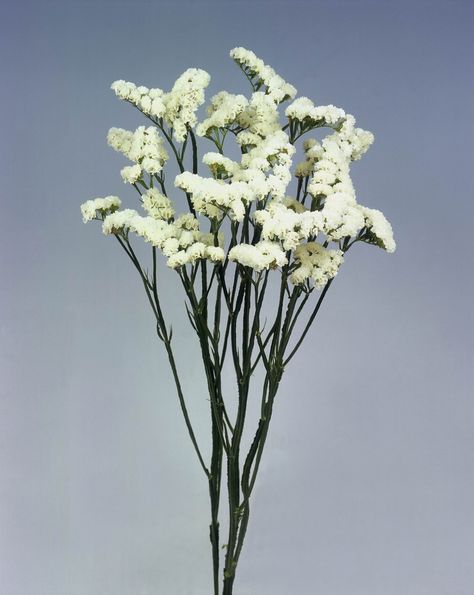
<box><xmin>237</xmin><ymin>92</ymin><xmax>281</xmax><ymax>138</ymax></box>
<box><xmin>111</xmin><ymin>80</ymin><xmax>166</xmax><ymax>118</ymax></box>
<box><xmin>205</xmin><ymin>246</ymin><xmax>225</xmax><ymax>263</ymax></box>
<box><xmin>291</xmin><ymin>242</ymin><xmax>344</xmax><ymax>288</ymax></box>
<box><xmin>286</xmin><ymin>97</ymin><xmax>346</xmax><ymax>127</ymax></box>
<box><xmin>358</xmin><ymin>206</ymin><xmax>396</xmax><ymax>252</ymax></box>
<box><xmin>110</xmin><ymin>126</ymin><xmax>168</xmax><ymax>180</ymax></box>
<box><xmin>197</xmin><ymin>91</ymin><xmax>248</xmax><ymax>137</ymax></box>
<box><xmin>202</xmin><ymin>152</ymin><xmax>239</xmax><ymax>179</ymax></box>
<box><xmin>230</xmin><ymin>47</ymin><xmax>297</xmax><ymax>103</ymax></box>
<box><xmin>164</xmin><ymin>68</ymin><xmax>211</xmax><ymax>141</ymax></box>
<box><xmin>120</xmin><ymin>164</ymin><xmax>142</xmax><ymax>184</ymax></box>
<box><xmin>102</xmin><ymin>209</ymin><xmax>139</xmax><ymax>235</ymax></box>
<box><xmin>175</xmin><ymin>172</ymin><xmax>252</xmax><ymax>222</ymax></box>
<box><xmin>229</xmin><ymin>240</ymin><xmax>287</xmax><ymax>272</ymax></box>
<box><xmin>320</xmin><ymin>193</ymin><xmax>365</xmax><ymax>240</ymax></box>
<box><xmin>81</xmin><ymin>196</ymin><xmax>121</xmax><ymax>223</ymax></box>
<box><xmin>142</xmin><ymin>188</ymin><xmax>175</xmax><ymax>220</ymax></box>
<box><xmin>167</xmin><ymin>250</ymin><xmax>189</xmax><ymax>269</ymax></box>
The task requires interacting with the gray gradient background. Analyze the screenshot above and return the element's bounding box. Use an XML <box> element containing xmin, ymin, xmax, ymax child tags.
<box><xmin>1</xmin><ymin>1</ymin><xmax>473</xmax><ymax>594</ymax></box>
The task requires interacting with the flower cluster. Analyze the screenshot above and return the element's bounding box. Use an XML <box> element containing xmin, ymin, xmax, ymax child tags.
<box><xmin>163</xmin><ymin>68</ymin><xmax>211</xmax><ymax>141</ymax></box>
<box><xmin>108</xmin><ymin>126</ymin><xmax>168</xmax><ymax>183</ymax></box>
<box><xmin>230</xmin><ymin>47</ymin><xmax>297</xmax><ymax>103</ymax></box>
<box><xmin>228</xmin><ymin>241</ymin><xmax>287</xmax><ymax>272</ymax></box>
<box><xmin>110</xmin><ymin>81</ymin><xmax>166</xmax><ymax>119</ymax></box>
<box><xmin>175</xmin><ymin>172</ymin><xmax>253</xmax><ymax>221</ymax></box>
<box><xmin>102</xmin><ymin>209</ymin><xmax>225</xmax><ymax>269</ymax></box>
<box><xmin>111</xmin><ymin>68</ymin><xmax>210</xmax><ymax>142</ymax></box>
<box><xmin>82</xmin><ymin>46</ymin><xmax>395</xmax><ymax>289</ymax></box>
<box><xmin>202</xmin><ymin>152</ymin><xmax>239</xmax><ymax>179</ymax></box>
<box><xmin>175</xmin><ymin>128</ymin><xmax>296</xmax><ymax>221</ymax></box>
<box><xmin>359</xmin><ymin>206</ymin><xmax>396</xmax><ymax>253</ymax></box>
<box><xmin>237</xmin><ymin>92</ymin><xmax>281</xmax><ymax>138</ymax></box>
<box><xmin>253</xmin><ymin>201</ymin><xmax>320</xmax><ymax>251</ymax></box>
<box><xmin>294</xmin><ymin>139</ymin><xmax>324</xmax><ymax>178</ymax></box>
<box><xmin>290</xmin><ymin>243</ymin><xmax>344</xmax><ymax>288</ymax></box>
<box><xmin>175</xmin><ymin>171</ymin><xmax>251</xmax><ymax>221</ymax></box>
<box><xmin>141</xmin><ymin>188</ymin><xmax>175</xmax><ymax>221</ymax></box>
<box><xmin>197</xmin><ymin>91</ymin><xmax>248</xmax><ymax>137</ymax></box>
<box><xmin>81</xmin><ymin>196</ymin><xmax>121</xmax><ymax>222</ymax></box>
<box><xmin>286</xmin><ymin>97</ymin><xmax>346</xmax><ymax>127</ymax></box>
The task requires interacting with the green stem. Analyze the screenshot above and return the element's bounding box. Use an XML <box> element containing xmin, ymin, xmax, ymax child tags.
<box><xmin>180</xmin><ymin>269</ymin><xmax>231</xmax><ymax>452</ymax></box>
<box><xmin>189</xmin><ymin>128</ymin><xmax>198</xmax><ymax>174</ymax></box>
<box><xmin>115</xmin><ymin>240</ymin><xmax>210</xmax><ymax>477</ymax></box>
<box><xmin>209</xmin><ymin>420</ymin><xmax>222</xmax><ymax>595</ymax></box>
<box><xmin>283</xmin><ymin>279</ymin><xmax>333</xmax><ymax>366</ymax></box>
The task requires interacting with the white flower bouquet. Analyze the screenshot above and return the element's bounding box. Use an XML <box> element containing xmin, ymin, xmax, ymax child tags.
<box><xmin>81</xmin><ymin>47</ymin><xmax>395</xmax><ymax>594</ymax></box>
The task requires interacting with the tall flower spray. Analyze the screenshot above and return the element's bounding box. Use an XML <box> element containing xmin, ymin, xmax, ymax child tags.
<box><xmin>81</xmin><ymin>47</ymin><xmax>395</xmax><ymax>594</ymax></box>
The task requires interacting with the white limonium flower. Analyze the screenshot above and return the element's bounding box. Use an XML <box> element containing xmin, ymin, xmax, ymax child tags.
<box><xmin>241</xmin><ymin>130</ymin><xmax>295</xmax><ymax>171</ymax></box>
<box><xmin>102</xmin><ymin>208</ymin><xmax>140</xmax><ymax>235</ymax></box>
<box><xmin>197</xmin><ymin>91</ymin><xmax>248</xmax><ymax>137</ymax></box>
<box><xmin>336</xmin><ymin>115</ymin><xmax>374</xmax><ymax>161</ymax></box>
<box><xmin>80</xmin><ymin>196</ymin><xmax>122</xmax><ymax>222</ymax></box>
<box><xmin>82</xmin><ymin>49</ymin><xmax>398</xmax><ymax>594</ymax></box>
<box><xmin>286</xmin><ymin>97</ymin><xmax>346</xmax><ymax>127</ymax></box>
<box><xmin>166</xmin><ymin>240</ymin><xmax>225</xmax><ymax>270</ymax></box>
<box><xmin>282</xmin><ymin>196</ymin><xmax>307</xmax><ymax>213</ymax></box>
<box><xmin>128</xmin><ymin>215</ymin><xmax>175</xmax><ymax>247</ymax></box>
<box><xmin>229</xmin><ymin>241</ymin><xmax>288</xmax><ymax>272</ymax></box>
<box><xmin>163</xmin><ymin>68</ymin><xmax>211</xmax><ymax>141</ymax></box>
<box><xmin>111</xmin><ymin>81</ymin><xmax>167</xmax><ymax>119</ymax></box>
<box><xmin>290</xmin><ymin>242</ymin><xmax>344</xmax><ymax>287</ymax></box>
<box><xmin>142</xmin><ymin>188</ymin><xmax>175</xmax><ymax>220</ymax></box>
<box><xmin>120</xmin><ymin>164</ymin><xmax>142</xmax><ymax>184</ymax></box>
<box><xmin>100</xmin><ymin>206</ymin><xmax>226</xmax><ymax>269</ymax></box>
<box><xmin>235</xmin><ymin>130</ymin><xmax>262</xmax><ymax>149</ymax></box>
<box><xmin>358</xmin><ymin>206</ymin><xmax>396</xmax><ymax>252</ymax></box>
<box><xmin>107</xmin><ymin>127</ymin><xmax>134</xmax><ymax>156</ymax></box>
<box><xmin>295</xmin><ymin>139</ymin><xmax>324</xmax><ymax>178</ymax></box>
<box><xmin>206</xmin><ymin>246</ymin><xmax>226</xmax><ymax>263</ymax></box>
<box><xmin>237</xmin><ymin>92</ymin><xmax>281</xmax><ymax>138</ymax></box>
<box><xmin>109</xmin><ymin>126</ymin><xmax>168</xmax><ymax>180</ymax></box>
<box><xmin>128</xmin><ymin>127</ymin><xmax>168</xmax><ymax>173</ymax></box>
<box><xmin>202</xmin><ymin>152</ymin><xmax>239</xmax><ymax>179</ymax></box>
<box><xmin>320</xmin><ymin>193</ymin><xmax>366</xmax><ymax>240</ymax></box>
<box><xmin>318</xmin><ymin>116</ymin><xmax>374</xmax><ymax>165</ymax></box>
<box><xmin>176</xmin><ymin>130</ymin><xmax>296</xmax><ymax>218</ymax></box>
<box><xmin>253</xmin><ymin>201</ymin><xmax>321</xmax><ymax>251</ymax></box>
<box><xmin>112</xmin><ymin>69</ymin><xmax>210</xmax><ymax>142</ymax></box>
<box><xmin>308</xmin><ymin>135</ymin><xmax>357</xmax><ymax>201</ymax></box>
<box><xmin>110</xmin><ymin>80</ymin><xmax>143</xmax><ymax>104</ymax></box>
<box><xmin>86</xmin><ymin>45</ymin><xmax>395</xmax><ymax>291</ymax></box>
<box><xmin>230</xmin><ymin>47</ymin><xmax>297</xmax><ymax>103</ymax></box>
<box><xmin>175</xmin><ymin>172</ymin><xmax>253</xmax><ymax>222</ymax></box>
<box><xmin>239</xmin><ymin>131</ymin><xmax>295</xmax><ymax>200</ymax></box>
